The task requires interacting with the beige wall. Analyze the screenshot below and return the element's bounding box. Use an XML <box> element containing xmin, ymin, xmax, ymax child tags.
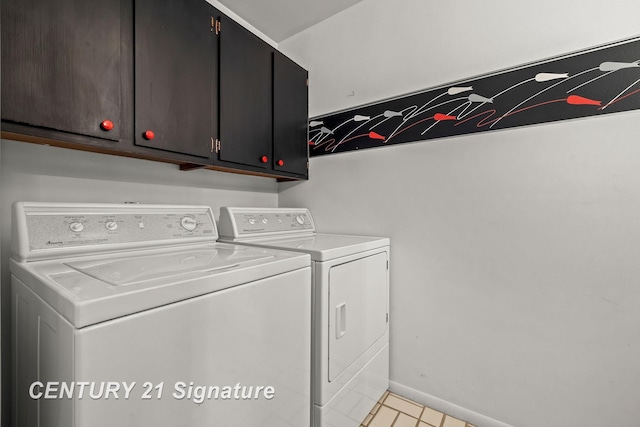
<box><xmin>278</xmin><ymin>1</ymin><xmax>640</xmax><ymax>426</ymax></box>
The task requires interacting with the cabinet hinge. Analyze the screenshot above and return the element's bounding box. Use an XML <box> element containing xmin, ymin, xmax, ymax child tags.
<box><xmin>215</xmin><ymin>19</ymin><xmax>221</xmax><ymax>35</ymax></box>
<box><xmin>214</xmin><ymin>138</ymin><xmax>221</xmax><ymax>153</ymax></box>
<box><xmin>307</xmin><ymin>161</ymin><xmax>309</xmax><ymax>170</ymax></box>
<box><xmin>306</xmin><ymin>78</ymin><xmax>309</xmax><ymax>87</ymax></box>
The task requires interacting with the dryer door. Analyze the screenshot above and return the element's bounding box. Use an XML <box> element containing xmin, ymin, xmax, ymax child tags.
<box><xmin>328</xmin><ymin>251</ymin><xmax>388</xmax><ymax>381</ymax></box>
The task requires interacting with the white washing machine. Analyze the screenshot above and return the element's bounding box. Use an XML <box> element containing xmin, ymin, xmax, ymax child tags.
<box><xmin>219</xmin><ymin>207</ymin><xmax>389</xmax><ymax>427</ymax></box>
<box><xmin>10</xmin><ymin>202</ymin><xmax>311</xmax><ymax>427</ymax></box>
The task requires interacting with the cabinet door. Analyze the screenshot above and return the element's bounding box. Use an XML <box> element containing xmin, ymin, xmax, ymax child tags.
<box><xmin>273</xmin><ymin>52</ymin><xmax>309</xmax><ymax>177</ymax></box>
<box><xmin>1</xmin><ymin>0</ymin><xmax>122</xmax><ymax>141</ymax></box>
<box><xmin>218</xmin><ymin>15</ymin><xmax>272</xmax><ymax>169</ymax></box>
<box><xmin>134</xmin><ymin>0</ymin><xmax>216</xmax><ymax>160</ymax></box>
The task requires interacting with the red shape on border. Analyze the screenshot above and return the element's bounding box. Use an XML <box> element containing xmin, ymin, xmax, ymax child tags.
<box><xmin>433</xmin><ymin>113</ymin><xmax>457</xmax><ymax>121</ymax></box>
<box><xmin>566</xmin><ymin>95</ymin><xmax>602</xmax><ymax>106</ymax></box>
<box><xmin>368</xmin><ymin>131</ymin><xmax>386</xmax><ymax>140</ymax></box>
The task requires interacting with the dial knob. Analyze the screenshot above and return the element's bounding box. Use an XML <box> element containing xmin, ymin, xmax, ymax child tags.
<box><xmin>295</xmin><ymin>215</ymin><xmax>305</xmax><ymax>225</ymax></box>
<box><xmin>261</xmin><ymin>218</ymin><xmax>268</xmax><ymax>224</ymax></box>
<box><xmin>105</xmin><ymin>221</ymin><xmax>118</xmax><ymax>231</ymax></box>
<box><xmin>180</xmin><ymin>216</ymin><xmax>197</xmax><ymax>231</ymax></box>
<box><xmin>248</xmin><ymin>218</ymin><xmax>256</xmax><ymax>225</ymax></box>
<box><xmin>69</xmin><ymin>222</ymin><xmax>84</xmax><ymax>233</ymax></box>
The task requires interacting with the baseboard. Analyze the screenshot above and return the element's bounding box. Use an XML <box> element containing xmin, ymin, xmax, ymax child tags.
<box><xmin>388</xmin><ymin>381</ymin><xmax>514</xmax><ymax>427</ymax></box>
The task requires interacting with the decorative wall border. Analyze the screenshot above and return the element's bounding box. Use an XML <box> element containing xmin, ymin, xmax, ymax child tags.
<box><xmin>308</xmin><ymin>36</ymin><xmax>640</xmax><ymax>156</ymax></box>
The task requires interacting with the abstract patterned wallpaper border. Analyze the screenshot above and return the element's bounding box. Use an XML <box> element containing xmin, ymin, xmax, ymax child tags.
<box><xmin>308</xmin><ymin>36</ymin><xmax>640</xmax><ymax>156</ymax></box>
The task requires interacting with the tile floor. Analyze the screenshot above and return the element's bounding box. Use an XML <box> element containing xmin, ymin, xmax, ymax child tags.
<box><xmin>361</xmin><ymin>391</ymin><xmax>476</xmax><ymax>427</ymax></box>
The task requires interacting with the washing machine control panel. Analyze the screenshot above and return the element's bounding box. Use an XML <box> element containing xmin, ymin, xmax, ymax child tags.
<box><xmin>219</xmin><ymin>207</ymin><xmax>315</xmax><ymax>239</ymax></box>
<box><xmin>13</xmin><ymin>203</ymin><xmax>217</xmax><ymax>260</ymax></box>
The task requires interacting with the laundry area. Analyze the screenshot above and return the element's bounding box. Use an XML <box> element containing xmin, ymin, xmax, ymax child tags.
<box><xmin>1</xmin><ymin>1</ymin><xmax>640</xmax><ymax>427</ymax></box>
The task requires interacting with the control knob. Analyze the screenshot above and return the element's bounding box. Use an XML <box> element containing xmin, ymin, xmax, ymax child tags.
<box><xmin>105</xmin><ymin>221</ymin><xmax>118</xmax><ymax>231</ymax></box>
<box><xmin>180</xmin><ymin>216</ymin><xmax>197</xmax><ymax>231</ymax></box>
<box><xmin>69</xmin><ymin>222</ymin><xmax>84</xmax><ymax>233</ymax></box>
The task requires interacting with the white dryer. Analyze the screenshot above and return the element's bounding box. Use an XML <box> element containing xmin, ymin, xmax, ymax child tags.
<box><xmin>10</xmin><ymin>202</ymin><xmax>311</xmax><ymax>427</ymax></box>
<box><xmin>219</xmin><ymin>207</ymin><xmax>390</xmax><ymax>427</ymax></box>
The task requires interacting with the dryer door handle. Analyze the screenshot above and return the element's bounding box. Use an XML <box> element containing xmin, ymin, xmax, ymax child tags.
<box><xmin>336</xmin><ymin>303</ymin><xmax>347</xmax><ymax>339</ymax></box>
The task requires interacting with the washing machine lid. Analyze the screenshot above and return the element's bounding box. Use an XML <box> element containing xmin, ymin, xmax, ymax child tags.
<box><xmin>64</xmin><ymin>245</ymin><xmax>272</xmax><ymax>286</ymax></box>
<box><xmin>229</xmin><ymin>233</ymin><xmax>389</xmax><ymax>261</ymax></box>
<box><xmin>10</xmin><ymin>243</ymin><xmax>310</xmax><ymax>328</ymax></box>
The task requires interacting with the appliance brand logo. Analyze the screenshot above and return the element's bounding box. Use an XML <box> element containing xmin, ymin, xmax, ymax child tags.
<box><xmin>46</xmin><ymin>240</ymin><xmax>64</xmax><ymax>246</ymax></box>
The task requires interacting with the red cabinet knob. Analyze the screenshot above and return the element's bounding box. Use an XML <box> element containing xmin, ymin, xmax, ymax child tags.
<box><xmin>143</xmin><ymin>130</ymin><xmax>155</xmax><ymax>140</ymax></box>
<box><xmin>260</xmin><ymin>155</ymin><xmax>268</xmax><ymax>163</ymax></box>
<box><xmin>277</xmin><ymin>159</ymin><xmax>284</xmax><ymax>167</ymax></box>
<box><xmin>100</xmin><ymin>120</ymin><xmax>114</xmax><ymax>131</ymax></box>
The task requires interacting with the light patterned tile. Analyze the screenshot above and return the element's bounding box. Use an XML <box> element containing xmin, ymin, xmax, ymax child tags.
<box><xmin>393</xmin><ymin>413</ymin><xmax>419</xmax><ymax>427</ymax></box>
<box><xmin>442</xmin><ymin>415</ymin><xmax>466</xmax><ymax>427</ymax></box>
<box><xmin>384</xmin><ymin>394</ymin><xmax>423</xmax><ymax>418</ymax></box>
<box><xmin>362</xmin><ymin>413</ymin><xmax>373</xmax><ymax>426</ymax></box>
<box><xmin>361</xmin><ymin>392</ymin><xmax>471</xmax><ymax>427</ymax></box>
<box><xmin>369</xmin><ymin>405</ymin><xmax>399</xmax><ymax>427</ymax></box>
<box><xmin>420</xmin><ymin>406</ymin><xmax>444</xmax><ymax>427</ymax></box>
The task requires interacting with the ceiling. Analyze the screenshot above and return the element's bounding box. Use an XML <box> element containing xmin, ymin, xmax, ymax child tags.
<box><xmin>218</xmin><ymin>0</ymin><xmax>364</xmax><ymax>42</ymax></box>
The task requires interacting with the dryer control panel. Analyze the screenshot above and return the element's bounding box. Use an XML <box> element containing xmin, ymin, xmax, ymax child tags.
<box><xmin>219</xmin><ymin>207</ymin><xmax>315</xmax><ymax>240</ymax></box>
<box><xmin>12</xmin><ymin>202</ymin><xmax>217</xmax><ymax>262</ymax></box>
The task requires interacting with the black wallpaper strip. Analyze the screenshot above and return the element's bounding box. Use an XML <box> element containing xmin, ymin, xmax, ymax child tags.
<box><xmin>308</xmin><ymin>37</ymin><xmax>640</xmax><ymax>157</ymax></box>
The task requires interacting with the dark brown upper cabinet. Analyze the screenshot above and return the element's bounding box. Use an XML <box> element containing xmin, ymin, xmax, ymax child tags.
<box><xmin>1</xmin><ymin>0</ymin><xmax>309</xmax><ymax>180</ymax></box>
<box><xmin>1</xmin><ymin>0</ymin><xmax>129</xmax><ymax>145</ymax></box>
<box><xmin>134</xmin><ymin>0</ymin><xmax>217</xmax><ymax>162</ymax></box>
<box><xmin>273</xmin><ymin>51</ymin><xmax>309</xmax><ymax>177</ymax></box>
<box><xmin>217</xmin><ymin>15</ymin><xmax>273</xmax><ymax>170</ymax></box>
<box><xmin>217</xmin><ymin>15</ymin><xmax>309</xmax><ymax>179</ymax></box>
